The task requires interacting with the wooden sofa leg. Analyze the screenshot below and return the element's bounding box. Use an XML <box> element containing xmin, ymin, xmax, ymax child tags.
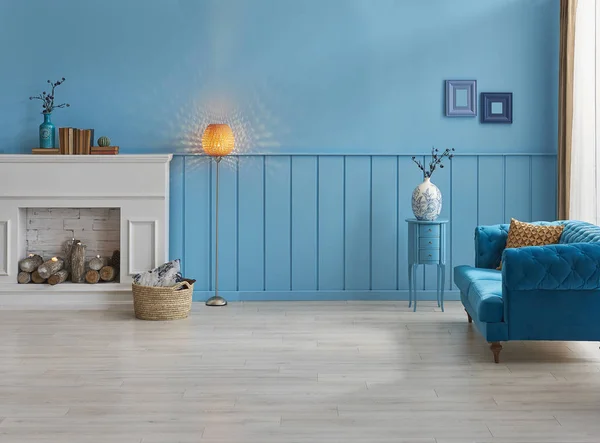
<box><xmin>490</xmin><ymin>342</ymin><xmax>503</xmax><ymax>364</ymax></box>
<box><xmin>465</xmin><ymin>309</ymin><xmax>472</xmax><ymax>323</ymax></box>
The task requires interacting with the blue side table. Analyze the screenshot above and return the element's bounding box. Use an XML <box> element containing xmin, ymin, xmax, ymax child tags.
<box><xmin>406</xmin><ymin>218</ymin><xmax>449</xmax><ymax>312</ymax></box>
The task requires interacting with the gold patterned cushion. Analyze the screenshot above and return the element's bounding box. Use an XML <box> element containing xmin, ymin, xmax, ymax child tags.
<box><xmin>497</xmin><ymin>219</ymin><xmax>564</xmax><ymax>270</ymax></box>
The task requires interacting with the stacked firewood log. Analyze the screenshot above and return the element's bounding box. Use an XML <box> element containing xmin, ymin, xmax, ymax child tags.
<box><xmin>18</xmin><ymin>255</ymin><xmax>66</xmax><ymax>285</ymax></box>
<box><xmin>17</xmin><ymin>244</ymin><xmax>120</xmax><ymax>285</ymax></box>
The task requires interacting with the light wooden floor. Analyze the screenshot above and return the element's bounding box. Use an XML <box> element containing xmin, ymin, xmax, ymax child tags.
<box><xmin>1</xmin><ymin>301</ymin><xmax>600</xmax><ymax>443</ymax></box>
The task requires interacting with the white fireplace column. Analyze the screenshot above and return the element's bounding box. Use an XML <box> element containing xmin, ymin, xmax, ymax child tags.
<box><xmin>0</xmin><ymin>154</ymin><xmax>172</xmax><ymax>303</ymax></box>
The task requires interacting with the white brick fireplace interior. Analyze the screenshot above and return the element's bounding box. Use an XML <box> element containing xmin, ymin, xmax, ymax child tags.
<box><xmin>0</xmin><ymin>155</ymin><xmax>172</xmax><ymax>305</ymax></box>
<box><xmin>26</xmin><ymin>208</ymin><xmax>121</xmax><ymax>263</ymax></box>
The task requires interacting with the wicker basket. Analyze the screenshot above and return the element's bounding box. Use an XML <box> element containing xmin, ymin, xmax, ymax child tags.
<box><xmin>132</xmin><ymin>279</ymin><xmax>194</xmax><ymax>321</ymax></box>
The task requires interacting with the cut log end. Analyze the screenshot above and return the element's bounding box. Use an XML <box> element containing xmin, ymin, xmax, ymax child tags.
<box><xmin>48</xmin><ymin>269</ymin><xmax>69</xmax><ymax>286</ymax></box>
<box><xmin>17</xmin><ymin>271</ymin><xmax>31</xmax><ymax>284</ymax></box>
<box><xmin>99</xmin><ymin>265</ymin><xmax>116</xmax><ymax>282</ymax></box>
<box><xmin>85</xmin><ymin>270</ymin><xmax>100</xmax><ymax>284</ymax></box>
<box><xmin>31</xmin><ymin>270</ymin><xmax>46</xmax><ymax>284</ymax></box>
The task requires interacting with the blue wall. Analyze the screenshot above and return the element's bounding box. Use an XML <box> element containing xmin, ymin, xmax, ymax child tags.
<box><xmin>0</xmin><ymin>0</ymin><xmax>559</xmax><ymax>300</ymax></box>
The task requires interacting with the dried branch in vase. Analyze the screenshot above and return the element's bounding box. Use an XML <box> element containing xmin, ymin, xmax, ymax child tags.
<box><xmin>29</xmin><ymin>77</ymin><xmax>70</xmax><ymax>114</ymax></box>
<box><xmin>412</xmin><ymin>147</ymin><xmax>455</xmax><ymax>179</ymax></box>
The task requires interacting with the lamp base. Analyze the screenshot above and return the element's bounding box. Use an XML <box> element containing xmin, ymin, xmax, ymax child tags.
<box><xmin>205</xmin><ymin>295</ymin><xmax>228</xmax><ymax>307</ymax></box>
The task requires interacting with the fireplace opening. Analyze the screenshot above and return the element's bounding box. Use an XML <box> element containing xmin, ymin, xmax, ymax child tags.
<box><xmin>21</xmin><ymin>208</ymin><xmax>121</xmax><ymax>284</ymax></box>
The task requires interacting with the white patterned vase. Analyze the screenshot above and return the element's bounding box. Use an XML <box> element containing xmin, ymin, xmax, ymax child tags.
<box><xmin>411</xmin><ymin>177</ymin><xmax>442</xmax><ymax>221</ymax></box>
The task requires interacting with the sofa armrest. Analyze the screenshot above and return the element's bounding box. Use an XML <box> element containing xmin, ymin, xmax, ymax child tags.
<box><xmin>502</xmin><ymin>243</ymin><xmax>600</xmax><ymax>291</ymax></box>
<box><xmin>474</xmin><ymin>224</ymin><xmax>509</xmax><ymax>269</ymax></box>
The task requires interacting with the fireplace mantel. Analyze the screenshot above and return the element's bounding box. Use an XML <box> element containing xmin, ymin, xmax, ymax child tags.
<box><xmin>0</xmin><ymin>154</ymin><xmax>172</xmax><ymax>306</ymax></box>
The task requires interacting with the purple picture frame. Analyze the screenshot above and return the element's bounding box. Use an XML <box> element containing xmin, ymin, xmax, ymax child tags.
<box><xmin>445</xmin><ymin>80</ymin><xmax>477</xmax><ymax>117</ymax></box>
<box><xmin>481</xmin><ymin>92</ymin><xmax>513</xmax><ymax>123</ymax></box>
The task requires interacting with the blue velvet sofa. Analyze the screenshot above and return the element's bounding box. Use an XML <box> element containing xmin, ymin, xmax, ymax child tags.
<box><xmin>454</xmin><ymin>220</ymin><xmax>600</xmax><ymax>363</ymax></box>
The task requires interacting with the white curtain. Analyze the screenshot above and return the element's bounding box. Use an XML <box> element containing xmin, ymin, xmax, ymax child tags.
<box><xmin>570</xmin><ymin>0</ymin><xmax>599</xmax><ymax>223</ymax></box>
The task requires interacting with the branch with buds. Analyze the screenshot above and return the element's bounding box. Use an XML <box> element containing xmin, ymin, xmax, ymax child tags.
<box><xmin>29</xmin><ymin>78</ymin><xmax>70</xmax><ymax>114</ymax></box>
<box><xmin>412</xmin><ymin>147</ymin><xmax>455</xmax><ymax>178</ymax></box>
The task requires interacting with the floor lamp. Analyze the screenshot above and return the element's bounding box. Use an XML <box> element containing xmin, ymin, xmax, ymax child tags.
<box><xmin>202</xmin><ymin>123</ymin><xmax>235</xmax><ymax>307</ymax></box>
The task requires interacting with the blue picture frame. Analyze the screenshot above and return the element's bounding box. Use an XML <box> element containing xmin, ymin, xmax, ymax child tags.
<box><xmin>445</xmin><ymin>80</ymin><xmax>477</xmax><ymax>117</ymax></box>
<box><xmin>481</xmin><ymin>92</ymin><xmax>513</xmax><ymax>123</ymax></box>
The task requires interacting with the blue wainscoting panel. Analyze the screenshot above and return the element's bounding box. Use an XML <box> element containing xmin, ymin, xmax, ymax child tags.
<box><xmin>291</xmin><ymin>156</ymin><xmax>318</xmax><ymax>290</ymax></box>
<box><xmin>344</xmin><ymin>156</ymin><xmax>371</xmax><ymax>290</ymax></box>
<box><xmin>504</xmin><ymin>156</ymin><xmax>532</xmax><ymax>222</ymax></box>
<box><xmin>184</xmin><ymin>158</ymin><xmax>211</xmax><ymax>291</ymax></box>
<box><xmin>478</xmin><ymin>156</ymin><xmax>505</xmax><ymax>226</ymax></box>
<box><xmin>212</xmin><ymin>159</ymin><xmax>238</xmax><ymax>291</ymax></box>
<box><xmin>264</xmin><ymin>156</ymin><xmax>292</xmax><ymax>290</ymax></box>
<box><xmin>174</xmin><ymin>153</ymin><xmax>557</xmax><ymax>300</ymax></box>
<box><xmin>371</xmin><ymin>156</ymin><xmax>397</xmax><ymax>290</ymax></box>
<box><xmin>531</xmin><ymin>156</ymin><xmax>557</xmax><ymax>222</ymax></box>
<box><xmin>237</xmin><ymin>156</ymin><xmax>265</xmax><ymax>291</ymax></box>
<box><xmin>317</xmin><ymin>156</ymin><xmax>345</xmax><ymax>290</ymax></box>
<box><xmin>451</xmin><ymin>156</ymin><xmax>479</xmax><ymax>289</ymax></box>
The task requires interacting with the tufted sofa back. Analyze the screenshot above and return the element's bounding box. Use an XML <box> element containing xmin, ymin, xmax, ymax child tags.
<box><xmin>560</xmin><ymin>221</ymin><xmax>600</xmax><ymax>244</ymax></box>
<box><xmin>474</xmin><ymin>220</ymin><xmax>600</xmax><ymax>269</ymax></box>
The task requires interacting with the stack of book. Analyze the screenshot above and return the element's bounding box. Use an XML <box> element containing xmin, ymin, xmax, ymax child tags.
<box><xmin>90</xmin><ymin>146</ymin><xmax>119</xmax><ymax>155</ymax></box>
<box><xmin>58</xmin><ymin>128</ymin><xmax>93</xmax><ymax>155</ymax></box>
<box><xmin>32</xmin><ymin>128</ymin><xmax>119</xmax><ymax>155</ymax></box>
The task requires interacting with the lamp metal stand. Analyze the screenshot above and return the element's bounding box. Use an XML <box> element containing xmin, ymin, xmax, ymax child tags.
<box><xmin>206</xmin><ymin>156</ymin><xmax>227</xmax><ymax>306</ymax></box>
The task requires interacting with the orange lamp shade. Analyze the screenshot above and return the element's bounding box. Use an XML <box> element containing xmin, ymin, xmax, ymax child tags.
<box><xmin>201</xmin><ymin>124</ymin><xmax>235</xmax><ymax>157</ymax></box>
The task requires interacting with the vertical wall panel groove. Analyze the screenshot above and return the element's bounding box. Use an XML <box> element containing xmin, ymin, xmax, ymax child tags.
<box><xmin>263</xmin><ymin>157</ymin><xmax>266</xmax><ymax>290</ymax></box>
<box><xmin>238</xmin><ymin>156</ymin><xmax>265</xmax><ymax>291</ymax></box>
<box><xmin>316</xmin><ymin>158</ymin><xmax>320</xmax><ymax>290</ymax></box>
<box><xmin>478</xmin><ymin>156</ymin><xmax>504</xmax><ymax>226</ymax></box>
<box><xmin>503</xmin><ymin>156</ymin><xmax>507</xmax><ymax>223</ymax></box>
<box><xmin>531</xmin><ymin>156</ymin><xmax>558</xmax><ymax>221</ymax></box>
<box><xmin>264</xmin><ymin>156</ymin><xmax>292</xmax><ymax>290</ymax></box>
<box><xmin>291</xmin><ymin>156</ymin><xmax>318</xmax><ymax>290</ymax></box>
<box><xmin>371</xmin><ymin>156</ymin><xmax>398</xmax><ymax>290</ymax></box>
<box><xmin>451</xmin><ymin>156</ymin><xmax>478</xmax><ymax>289</ymax></box>
<box><xmin>369</xmin><ymin>156</ymin><xmax>373</xmax><ymax>291</ymax></box>
<box><xmin>476</xmin><ymin>157</ymin><xmax>480</xmax><ymax>227</ymax></box>
<box><xmin>343</xmin><ymin>156</ymin><xmax>346</xmax><ymax>290</ymax></box>
<box><xmin>396</xmin><ymin>157</ymin><xmax>400</xmax><ymax>291</ymax></box>
<box><xmin>318</xmin><ymin>156</ymin><xmax>345</xmax><ymax>290</ymax></box>
<box><xmin>289</xmin><ymin>157</ymin><xmax>293</xmax><ymax>291</ymax></box>
<box><xmin>529</xmin><ymin>156</ymin><xmax>534</xmax><ymax>222</ymax></box>
<box><xmin>344</xmin><ymin>157</ymin><xmax>371</xmax><ymax>290</ymax></box>
<box><xmin>505</xmin><ymin>156</ymin><xmax>532</xmax><ymax>222</ymax></box>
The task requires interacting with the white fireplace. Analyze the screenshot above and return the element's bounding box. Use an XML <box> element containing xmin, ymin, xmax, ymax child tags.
<box><xmin>0</xmin><ymin>154</ymin><xmax>172</xmax><ymax>305</ymax></box>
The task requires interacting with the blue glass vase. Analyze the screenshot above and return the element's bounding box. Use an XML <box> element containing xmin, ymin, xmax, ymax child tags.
<box><xmin>39</xmin><ymin>113</ymin><xmax>55</xmax><ymax>148</ymax></box>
